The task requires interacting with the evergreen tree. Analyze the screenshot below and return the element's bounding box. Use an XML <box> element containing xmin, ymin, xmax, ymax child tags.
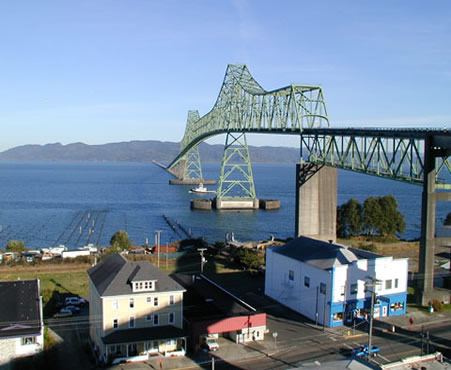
<box><xmin>6</xmin><ymin>240</ymin><xmax>26</xmax><ymax>253</ymax></box>
<box><xmin>363</xmin><ymin>197</ymin><xmax>384</xmax><ymax>236</ymax></box>
<box><xmin>337</xmin><ymin>198</ymin><xmax>362</xmax><ymax>237</ymax></box>
<box><xmin>110</xmin><ymin>231</ymin><xmax>131</xmax><ymax>251</ymax></box>
<box><xmin>377</xmin><ymin>195</ymin><xmax>405</xmax><ymax>236</ymax></box>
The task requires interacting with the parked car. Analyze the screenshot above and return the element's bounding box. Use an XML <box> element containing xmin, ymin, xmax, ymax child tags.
<box><xmin>202</xmin><ymin>337</ymin><xmax>219</xmax><ymax>352</ymax></box>
<box><xmin>352</xmin><ymin>345</ymin><xmax>380</xmax><ymax>357</ymax></box>
<box><xmin>54</xmin><ymin>308</ymin><xmax>73</xmax><ymax>318</ymax></box>
<box><xmin>65</xmin><ymin>305</ymin><xmax>81</xmax><ymax>314</ymax></box>
<box><xmin>64</xmin><ymin>297</ymin><xmax>86</xmax><ymax>306</ymax></box>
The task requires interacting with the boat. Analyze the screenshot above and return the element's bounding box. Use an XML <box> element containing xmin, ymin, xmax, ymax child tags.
<box><xmin>189</xmin><ymin>183</ymin><xmax>216</xmax><ymax>194</ymax></box>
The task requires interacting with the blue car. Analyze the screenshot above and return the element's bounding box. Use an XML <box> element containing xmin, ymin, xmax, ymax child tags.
<box><xmin>352</xmin><ymin>345</ymin><xmax>380</xmax><ymax>357</ymax></box>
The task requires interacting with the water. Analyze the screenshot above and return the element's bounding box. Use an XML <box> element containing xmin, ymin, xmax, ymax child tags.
<box><xmin>0</xmin><ymin>161</ymin><xmax>447</xmax><ymax>250</ymax></box>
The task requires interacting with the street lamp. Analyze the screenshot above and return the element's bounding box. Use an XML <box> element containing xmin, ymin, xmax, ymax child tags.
<box><xmin>366</xmin><ymin>276</ymin><xmax>382</xmax><ymax>359</ymax></box>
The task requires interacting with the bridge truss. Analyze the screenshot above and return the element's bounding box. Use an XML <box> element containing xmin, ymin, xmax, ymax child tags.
<box><xmin>168</xmin><ymin>64</ymin><xmax>451</xmax><ymax>304</ymax></box>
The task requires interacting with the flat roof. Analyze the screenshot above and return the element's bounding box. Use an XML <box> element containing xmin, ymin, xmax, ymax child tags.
<box><xmin>170</xmin><ymin>274</ymin><xmax>257</xmax><ymax>320</ymax></box>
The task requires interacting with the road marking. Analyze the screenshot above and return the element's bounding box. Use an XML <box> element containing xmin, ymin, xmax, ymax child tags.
<box><xmin>344</xmin><ymin>343</ymin><xmax>353</xmax><ymax>350</ymax></box>
<box><xmin>352</xmin><ymin>342</ymin><xmax>361</xmax><ymax>347</ymax></box>
<box><xmin>378</xmin><ymin>354</ymin><xmax>389</xmax><ymax>362</ymax></box>
<box><xmin>329</xmin><ymin>336</ymin><xmax>337</xmax><ymax>342</ymax></box>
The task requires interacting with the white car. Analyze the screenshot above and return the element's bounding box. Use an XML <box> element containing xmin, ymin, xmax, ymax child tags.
<box><xmin>202</xmin><ymin>337</ymin><xmax>219</xmax><ymax>351</ymax></box>
<box><xmin>64</xmin><ymin>297</ymin><xmax>86</xmax><ymax>306</ymax></box>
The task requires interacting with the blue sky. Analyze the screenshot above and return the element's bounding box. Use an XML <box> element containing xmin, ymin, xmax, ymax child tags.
<box><xmin>0</xmin><ymin>0</ymin><xmax>450</xmax><ymax>151</ymax></box>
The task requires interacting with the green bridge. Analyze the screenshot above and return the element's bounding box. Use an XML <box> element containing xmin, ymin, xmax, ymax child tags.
<box><xmin>167</xmin><ymin>64</ymin><xmax>451</xmax><ymax>305</ymax></box>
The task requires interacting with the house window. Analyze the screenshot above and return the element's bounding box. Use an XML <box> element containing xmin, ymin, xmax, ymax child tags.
<box><xmin>394</xmin><ymin>278</ymin><xmax>399</xmax><ymax>288</ymax></box>
<box><xmin>304</xmin><ymin>276</ymin><xmax>310</xmax><ymax>287</ymax></box>
<box><xmin>350</xmin><ymin>284</ymin><xmax>358</xmax><ymax>295</ymax></box>
<box><xmin>149</xmin><ymin>281</ymin><xmax>154</xmax><ymax>290</ymax></box>
<box><xmin>144</xmin><ymin>282</ymin><xmax>149</xmax><ymax>289</ymax></box>
<box><xmin>153</xmin><ymin>314</ymin><xmax>159</xmax><ymax>326</ymax></box>
<box><xmin>320</xmin><ymin>283</ymin><xmax>326</xmax><ymax>295</ymax></box>
<box><xmin>385</xmin><ymin>279</ymin><xmax>392</xmax><ymax>290</ymax></box>
<box><xmin>169</xmin><ymin>312</ymin><xmax>175</xmax><ymax>324</ymax></box>
<box><xmin>112</xmin><ymin>299</ymin><xmax>119</xmax><ymax>311</ymax></box>
<box><xmin>166</xmin><ymin>339</ymin><xmax>176</xmax><ymax>346</ymax></box>
<box><xmin>146</xmin><ymin>296</ymin><xmax>151</xmax><ymax>303</ymax></box>
<box><xmin>288</xmin><ymin>270</ymin><xmax>294</xmax><ymax>281</ymax></box>
<box><xmin>139</xmin><ymin>282</ymin><xmax>143</xmax><ymax>289</ymax></box>
<box><xmin>129</xmin><ymin>316</ymin><xmax>135</xmax><ymax>328</ymax></box>
<box><xmin>21</xmin><ymin>337</ymin><xmax>36</xmax><ymax>345</ymax></box>
<box><xmin>113</xmin><ymin>318</ymin><xmax>119</xmax><ymax>329</ymax></box>
<box><xmin>129</xmin><ymin>298</ymin><xmax>134</xmax><ymax>308</ymax></box>
<box><xmin>154</xmin><ymin>297</ymin><xmax>159</xmax><ymax>307</ymax></box>
<box><xmin>169</xmin><ymin>295</ymin><xmax>175</xmax><ymax>305</ymax></box>
<box><xmin>146</xmin><ymin>314</ymin><xmax>152</xmax><ymax>321</ymax></box>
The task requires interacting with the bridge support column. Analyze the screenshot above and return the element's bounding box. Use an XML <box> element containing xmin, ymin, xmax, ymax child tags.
<box><xmin>418</xmin><ymin>136</ymin><xmax>451</xmax><ymax>305</ymax></box>
<box><xmin>295</xmin><ymin>163</ymin><xmax>337</xmax><ymax>242</ymax></box>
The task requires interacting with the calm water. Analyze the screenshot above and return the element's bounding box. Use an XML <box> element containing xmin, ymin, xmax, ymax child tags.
<box><xmin>0</xmin><ymin>161</ymin><xmax>447</xmax><ymax>250</ymax></box>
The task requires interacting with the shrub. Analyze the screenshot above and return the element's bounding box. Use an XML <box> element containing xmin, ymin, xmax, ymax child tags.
<box><xmin>357</xmin><ymin>243</ymin><xmax>378</xmax><ymax>253</ymax></box>
<box><xmin>430</xmin><ymin>299</ymin><xmax>443</xmax><ymax>312</ymax></box>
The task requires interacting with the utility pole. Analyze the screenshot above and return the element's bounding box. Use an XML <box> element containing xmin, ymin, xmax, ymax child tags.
<box><xmin>198</xmin><ymin>248</ymin><xmax>207</xmax><ymax>273</ymax></box>
<box><xmin>155</xmin><ymin>230</ymin><xmax>163</xmax><ymax>268</ymax></box>
<box><xmin>366</xmin><ymin>276</ymin><xmax>381</xmax><ymax>359</ymax></box>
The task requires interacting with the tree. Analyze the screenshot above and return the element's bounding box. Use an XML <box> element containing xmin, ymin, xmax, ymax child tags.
<box><xmin>237</xmin><ymin>248</ymin><xmax>264</xmax><ymax>270</ymax></box>
<box><xmin>444</xmin><ymin>212</ymin><xmax>451</xmax><ymax>226</ymax></box>
<box><xmin>110</xmin><ymin>231</ymin><xmax>131</xmax><ymax>251</ymax></box>
<box><xmin>337</xmin><ymin>198</ymin><xmax>362</xmax><ymax>237</ymax></box>
<box><xmin>363</xmin><ymin>197</ymin><xmax>384</xmax><ymax>236</ymax></box>
<box><xmin>6</xmin><ymin>240</ymin><xmax>26</xmax><ymax>253</ymax></box>
<box><xmin>377</xmin><ymin>195</ymin><xmax>405</xmax><ymax>236</ymax></box>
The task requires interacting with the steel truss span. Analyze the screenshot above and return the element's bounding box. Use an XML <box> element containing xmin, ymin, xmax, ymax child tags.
<box><xmin>169</xmin><ymin>64</ymin><xmax>451</xmax><ymax>188</ymax></box>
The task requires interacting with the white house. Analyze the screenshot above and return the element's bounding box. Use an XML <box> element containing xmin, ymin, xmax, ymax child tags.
<box><xmin>0</xmin><ymin>279</ymin><xmax>44</xmax><ymax>366</ymax></box>
<box><xmin>265</xmin><ymin>236</ymin><xmax>408</xmax><ymax>327</ymax></box>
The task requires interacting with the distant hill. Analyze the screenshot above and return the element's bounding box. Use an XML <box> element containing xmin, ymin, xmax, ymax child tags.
<box><xmin>0</xmin><ymin>140</ymin><xmax>300</xmax><ymax>163</ymax></box>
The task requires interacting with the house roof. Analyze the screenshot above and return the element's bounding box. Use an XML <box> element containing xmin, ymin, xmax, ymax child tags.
<box><xmin>272</xmin><ymin>236</ymin><xmax>380</xmax><ymax>270</ymax></box>
<box><xmin>102</xmin><ymin>325</ymin><xmax>186</xmax><ymax>344</ymax></box>
<box><xmin>0</xmin><ymin>279</ymin><xmax>42</xmax><ymax>338</ymax></box>
<box><xmin>88</xmin><ymin>254</ymin><xmax>185</xmax><ymax>297</ymax></box>
<box><xmin>171</xmin><ymin>273</ymin><xmax>257</xmax><ymax>320</ymax></box>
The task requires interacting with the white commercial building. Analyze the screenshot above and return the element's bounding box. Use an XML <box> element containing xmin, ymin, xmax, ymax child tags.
<box><xmin>265</xmin><ymin>236</ymin><xmax>408</xmax><ymax>327</ymax></box>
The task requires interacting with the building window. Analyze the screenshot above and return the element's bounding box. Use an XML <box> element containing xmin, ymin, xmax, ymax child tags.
<box><xmin>320</xmin><ymin>283</ymin><xmax>326</xmax><ymax>295</ymax></box>
<box><xmin>139</xmin><ymin>282</ymin><xmax>143</xmax><ymax>289</ymax></box>
<box><xmin>112</xmin><ymin>299</ymin><xmax>119</xmax><ymax>311</ymax></box>
<box><xmin>390</xmin><ymin>302</ymin><xmax>404</xmax><ymax>312</ymax></box>
<box><xmin>385</xmin><ymin>279</ymin><xmax>392</xmax><ymax>290</ymax></box>
<box><xmin>154</xmin><ymin>297</ymin><xmax>159</xmax><ymax>307</ymax></box>
<box><xmin>153</xmin><ymin>314</ymin><xmax>159</xmax><ymax>326</ymax></box>
<box><xmin>144</xmin><ymin>281</ymin><xmax>149</xmax><ymax>289</ymax></box>
<box><xmin>169</xmin><ymin>312</ymin><xmax>175</xmax><ymax>324</ymax></box>
<box><xmin>149</xmin><ymin>281</ymin><xmax>154</xmax><ymax>290</ymax></box>
<box><xmin>113</xmin><ymin>318</ymin><xmax>119</xmax><ymax>329</ymax></box>
<box><xmin>166</xmin><ymin>339</ymin><xmax>176</xmax><ymax>346</ymax></box>
<box><xmin>350</xmin><ymin>284</ymin><xmax>358</xmax><ymax>295</ymax></box>
<box><xmin>146</xmin><ymin>296</ymin><xmax>151</xmax><ymax>303</ymax></box>
<box><xmin>146</xmin><ymin>314</ymin><xmax>152</xmax><ymax>321</ymax></box>
<box><xmin>333</xmin><ymin>312</ymin><xmax>343</xmax><ymax>322</ymax></box>
<box><xmin>129</xmin><ymin>298</ymin><xmax>134</xmax><ymax>308</ymax></box>
<box><xmin>394</xmin><ymin>278</ymin><xmax>399</xmax><ymax>288</ymax></box>
<box><xmin>21</xmin><ymin>337</ymin><xmax>36</xmax><ymax>345</ymax></box>
<box><xmin>169</xmin><ymin>295</ymin><xmax>175</xmax><ymax>305</ymax></box>
<box><xmin>288</xmin><ymin>270</ymin><xmax>294</xmax><ymax>281</ymax></box>
<box><xmin>304</xmin><ymin>276</ymin><xmax>310</xmax><ymax>287</ymax></box>
<box><xmin>129</xmin><ymin>316</ymin><xmax>135</xmax><ymax>328</ymax></box>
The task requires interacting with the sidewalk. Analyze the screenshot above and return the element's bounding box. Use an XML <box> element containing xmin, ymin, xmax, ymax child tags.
<box><xmin>377</xmin><ymin>306</ymin><xmax>451</xmax><ymax>331</ymax></box>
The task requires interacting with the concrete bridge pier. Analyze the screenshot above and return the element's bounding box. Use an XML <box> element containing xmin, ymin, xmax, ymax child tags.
<box><xmin>295</xmin><ymin>163</ymin><xmax>337</xmax><ymax>243</ymax></box>
<box><xmin>418</xmin><ymin>135</ymin><xmax>451</xmax><ymax>305</ymax></box>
